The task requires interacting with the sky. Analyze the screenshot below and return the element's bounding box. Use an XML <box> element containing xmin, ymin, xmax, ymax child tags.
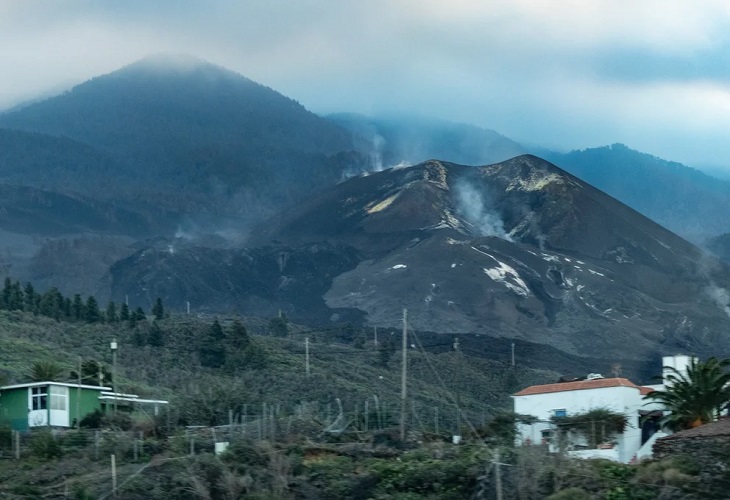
<box><xmin>2</xmin><ymin>0</ymin><xmax>730</xmax><ymax>171</ymax></box>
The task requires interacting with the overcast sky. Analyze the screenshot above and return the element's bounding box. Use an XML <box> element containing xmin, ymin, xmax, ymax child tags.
<box><xmin>2</xmin><ymin>0</ymin><xmax>730</xmax><ymax>171</ymax></box>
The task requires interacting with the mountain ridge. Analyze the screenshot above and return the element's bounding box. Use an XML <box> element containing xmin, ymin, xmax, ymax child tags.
<box><xmin>109</xmin><ymin>155</ymin><xmax>730</xmax><ymax>365</ymax></box>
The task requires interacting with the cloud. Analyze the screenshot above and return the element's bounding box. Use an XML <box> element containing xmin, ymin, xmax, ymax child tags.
<box><xmin>2</xmin><ymin>1</ymin><xmax>730</xmax><ymax>169</ymax></box>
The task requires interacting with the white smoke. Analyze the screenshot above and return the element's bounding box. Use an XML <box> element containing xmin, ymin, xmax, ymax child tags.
<box><xmin>454</xmin><ymin>180</ymin><xmax>512</xmax><ymax>240</ymax></box>
<box><xmin>696</xmin><ymin>252</ymin><xmax>730</xmax><ymax>319</ymax></box>
<box><xmin>706</xmin><ymin>284</ymin><xmax>730</xmax><ymax>319</ymax></box>
<box><xmin>370</xmin><ymin>134</ymin><xmax>386</xmax><ymax>172</ymax></box>
<box><xmin>339</xmin><ymin>133</ymin><xmax>413</xmax><ymax>182</ymax></box>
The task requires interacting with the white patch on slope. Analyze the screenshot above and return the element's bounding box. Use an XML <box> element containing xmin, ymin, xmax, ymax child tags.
<box><xmin>506</xmin><ymin>171</ymin><xmax>564</xmax><ymax>192</ymax></box>
<box><xmin>366</xmin><ymin>192</ymin><xmax>400</xmax><ymax>214</ymax></box>
<box><xmin>471</xmin><ymin>246</ymin><xmax>530</xmax><ymax>296</ymax></box>
<box><xmin>424</xmin><ymin>209</ymin><xmax>466</xmax><ymax>233</ymax></box>
<box><xmin>391</xmin><ymin>264</ymin><xmax>407</xmax><ymax>270</ymax></box>
<box><xmin>484</xmin><ymin>262</ymin><xmax>530</xmax><ymax>297</ymax></box>
<box><xmin>541</xmin><ymin>253</ymin><xmax>559</xmax><ymax>263</ymax></box>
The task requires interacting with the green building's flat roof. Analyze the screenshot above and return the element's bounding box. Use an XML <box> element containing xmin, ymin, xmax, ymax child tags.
<box><xmin>1</xmin><ymin>381</ymin><xmax>112</xmax><ymax>391</ymax></box>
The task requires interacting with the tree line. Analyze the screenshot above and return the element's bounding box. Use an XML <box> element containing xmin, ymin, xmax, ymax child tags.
<box><xmin>0</xmin><ymin>278</ymin><xmax>168</xmax><ymax>326</ymax></box>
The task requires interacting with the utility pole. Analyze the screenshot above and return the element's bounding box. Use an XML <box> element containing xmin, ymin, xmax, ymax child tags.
<box><xmin>511</xmin><ymin>342</ymin><xmax>515</xmax><ymax>367</ymax></box>
<box><xmin>110</xmin><ymin>339</ymin><xmax>118</xmax><ymax>413</ymax></box>
<box><xmin>305</xmin><ymin>337</ymin><xmax>310</xmax><ymax>377</ymax></box>
<box><xmin>494</xmin><ymin>450</ymin><xmax>503</xmax><ymax>500</ymax></box>
<box><xmin>76</xmin><ymin>356</ymin><xmax>81</xmax><ymax>427</ymax></box>
<box><xmin>400</xmin><ymin>308</ymin><xmax>408</xmax><ymax>441</ymax></box>
<box><xmin>374</xmin><ymin>326</ymin><xmax>378</xmax><ymax>346</ymax></box>
<box><xmin>111</xmin><ymin>454</ymin><xmax>117</xmax><ymax>498</ymax></box>
<box><xmin>454</xmin><ymin>337</ymin><xmax>461</xmax><ymax>441</ymax></box>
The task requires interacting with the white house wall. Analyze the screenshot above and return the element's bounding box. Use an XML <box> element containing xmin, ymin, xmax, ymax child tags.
<box><xmin>514</xmin><ymin>385</ymin><xmax>651</xmax><ymax>463</ymax></box>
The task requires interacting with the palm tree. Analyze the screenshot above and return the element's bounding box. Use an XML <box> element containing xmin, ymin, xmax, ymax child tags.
<box><xmin>28</xmin><ymin>360</ymin><xmax>65</xmax><ymax>382</ymax></box>
<box><xmin>644</xmin><ymin>357</ymin><xmax>730</xmax><ymax>431</ymax></box>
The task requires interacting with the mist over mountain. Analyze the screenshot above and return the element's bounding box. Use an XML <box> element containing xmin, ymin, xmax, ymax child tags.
<box><xmin>543</xmin><ymin>144</ymin><xmax>730</xmax><ymax>243</ymax></box>
<box><xmin>0</xmin><ymin>54</ymin><xmax>365</xmax><ymax>217</ymax></box>
<box><xmin>0</xmin><ymin>128</ymin><xmax>132</xmax><ymax>200</ymax></box>
<box><xmin>330</xmin><ymin>114</ymin><xmax>730</xmax><ymax>245</ymax></box>
<box><xmin>329</xmin><ymin>113</ymin><xmax>526</xmax><ymax>171</ymax></box>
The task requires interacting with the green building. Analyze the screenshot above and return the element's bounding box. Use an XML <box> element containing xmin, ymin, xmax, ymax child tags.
<box><xmin>0</xmin><ymin>381</ymin><xmax>167</xmax><ymax>431</ymax></box>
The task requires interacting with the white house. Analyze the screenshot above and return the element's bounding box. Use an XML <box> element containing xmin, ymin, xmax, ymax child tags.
<box><xmin>512</xmin><ymin>355</ymin><xmax>692</xmax><ymax>463</ymax></box>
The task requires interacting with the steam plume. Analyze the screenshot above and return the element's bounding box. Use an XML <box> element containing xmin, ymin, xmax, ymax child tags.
<box><xmin>454</xmin><ymin>180</ymin><xmax>511</xmax><ymax>240</ymax></box>
<box><xmin>706</xmin><ymin>284</ymin><xmax>730</xmax><ymax>319</ymax></box>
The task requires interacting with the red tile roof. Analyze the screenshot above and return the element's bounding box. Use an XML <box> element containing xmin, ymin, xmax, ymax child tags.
<box><xmin>513</xmin><ymin>377</ymin><xmax>641</xmax><ymax>396</ymax></box>
<box><xmin>639</xmin><ymin>386</ymin><xmax>655</xmax><ymax>395</ymax></box>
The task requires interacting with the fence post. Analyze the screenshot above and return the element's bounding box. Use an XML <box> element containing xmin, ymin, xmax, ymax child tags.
<box><xmin>111</xmin><ymin>454</ymin><xmax>117</xmax><ymax>498</ymax></box>
<box><xmin>14</xmin><ymin>430</ymin><xmax>20</xmax><ymax>460</ymax></box>
<box><xmin>95</xmin><ymin>430</ymin><xmax>100</xmax><ymax>460</ymax></box>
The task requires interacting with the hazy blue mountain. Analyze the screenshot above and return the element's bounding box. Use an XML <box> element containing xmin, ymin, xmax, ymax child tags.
<box><xmin>329</xmin><ymin>113</ymin><xmax>526</xmax><ymax>170</ymax></box>
<box><xmin>707</xmin><ymin>233</ymin><xmax>730</xmax><ymax>263</ymax></box>
<box><xmin>0</xmin><ymin>128</ymin><xmax>125</xmax><ymax>197</ymax></box>
<box><xmin>543</xmin><ymin>144</ymin><xmax>730</xmax><ymax>243</ymax></box>
<box><xmin>0</xmin><ymin>54</ymin><xmax>365</xmax><ymax>217</ymax></box>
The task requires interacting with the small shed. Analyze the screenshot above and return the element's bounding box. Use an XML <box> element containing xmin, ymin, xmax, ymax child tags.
<box><xmin>0</xmin><ymin>381</ymin><xmax>112</xmax><ymax>431</ymax></box>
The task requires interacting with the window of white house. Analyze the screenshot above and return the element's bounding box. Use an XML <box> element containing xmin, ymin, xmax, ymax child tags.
<box><xmin>49</xmin><ymin>386</ymin><xmax>68</xmax><ymax>411</ymax></box>
<box><xmin>553</xmin><ymin>409</ymin><xmax>567</xmax><ymax>417</ymax></box>
<box><xmin>541</xmin><ymin>429</ymin><xmax>553</xmax><ymax>444</ymax></box>
<box><xmin>31</xmin><ymin>387</ymin><xmax>47</xmax><ymax>410</ymax></box>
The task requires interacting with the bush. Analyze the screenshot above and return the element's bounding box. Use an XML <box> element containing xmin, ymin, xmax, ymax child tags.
<box><xmin>30</xmin><ymin>429</ymin><xmax>62</xmax><ymax>460</ymax></box>
<box><xmin>547</xmin><ymin>487</ymin><xmax>592</xmax><ymax>500</ymax></box>
<box><xmin>62</xmin><ymin>430</ymin><xmax>89</xmax><ymax>449</ymax></box>
<box><xmin>221</xmin><ymin>440</ymin><xmax>268</xmax><ymax>467</ymax></box>
<box><xmin>0</xmin><ymin>425</ymin><xmax>12</xmax><ymax>449</ymax></box>
<box><xmin>79</xmin><ymin>409</ymin><xmax>103</xmax><ymax>429</ymax></box>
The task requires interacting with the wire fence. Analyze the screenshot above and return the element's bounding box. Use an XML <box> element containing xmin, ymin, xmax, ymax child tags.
<box><xmin>0</xmin><ymin>396</ymin><xmax>490</xmax><ymax>463</ymax></box>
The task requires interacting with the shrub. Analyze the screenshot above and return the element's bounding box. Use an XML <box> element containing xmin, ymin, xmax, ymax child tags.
<box><xmin>547</xmin><ymin>487</ymin><xmax>592</xmax><ymax>500</ymax></box>
<box><xmin>30</xmin><ymin>429</ymin><xmax>62</xmax><ymax>460</ymax></box>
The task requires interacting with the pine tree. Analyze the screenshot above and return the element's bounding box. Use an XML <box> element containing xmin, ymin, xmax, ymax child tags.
<box><xmin>148</xmin><ymin>321</ymin><xmax>165</xmax><ymax>347</ymax></box>
<box><xmin>200</xmin><ymin>318</ymin><xmax>226</xmax><ymax>368</ymax></box>
<box><xmin>134</xmin><ymin>307</ymin><xmax>146</xmax><ymax>321</ymax></box>
<box><xmin>119</xmin><ymin>303</ymin><xmax>130</xmax><ymax>321</ymax></box>
<box><xmin>62</xmin><ymin>297</ymin><xmax>72</xmax><ymax>319</ymax></box>
<box><xmin>1</xmin><ymin>277</ymin><xmax>11</xmax><ymax>309</ymax></box>
<box><xmin>72</xmin><ymin>294</ymin><xmax>84</xmax><ymax>320</ymax></box>
<box><xmin>84</xmin><ymin>296</ymin><xmax>100</xmax><ymax>323</ymax></box>
<box><xmin>128</xmin><ymin>306</ymin><xmax>145</xmax><ymax>328</ymax></box>
<box><xmin>152</xmin><ymin>297</ymin><xmax>164</xmax><ymax>320</ymax></box>
<box><xmin>229</xmin><ymin>319</ymin><xmax>250</xmax><ymax>350</ymax></box>
<box><xmin>38</xmin><ymin>288</ymin><xmax>62</xmax><ymax>320</ymax></box>
<box><xmin>8</xmin><ymin>281</ymin><xmax>23</xmax><ymax>311</ymax></box>
<box><xmin>23</xmin><ymin>282</ymin><xmax>38</xmax><ymax>313</ymax></box>
<box><xmin>105</xmin><ymin>301</ymin><xmax>118</xmax><ymax>323</ymax></box>
<box><xmin>269</xmin><ymin>316</ymin><xmax>289</xmax><ymax>337</ymax></box>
